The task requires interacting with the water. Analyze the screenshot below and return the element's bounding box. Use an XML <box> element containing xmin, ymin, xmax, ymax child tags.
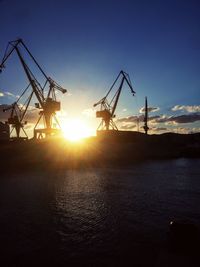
<box><xmin>1</xmin><ymin>159</ymin><xmax>200</xmax><ymax>266</ymax></box>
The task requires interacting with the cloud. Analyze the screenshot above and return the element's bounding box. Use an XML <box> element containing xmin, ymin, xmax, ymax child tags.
<box><xmin>0</xmin><ymin>91</ymin><xmax>19</xmax><ymax>99</ymax></box>
<box><xmin>172</xmin><ymin>105</ymin><xmax>200</xmax><ymax>113</ymax></box>
<box><xmin>0</xmin><ymin>104</ymin><xmax>39</xmax><ymax>123</ymax></box>
<box><xmin>116</xmin><ymin>115</ymin><xmax>160</xmax><ymax>124</ymax></box>
<box><xmin>150</xmin><ymin>127</ymin><xmax>168</xmax><ymax>133</ymax></box>
<box><xmin>148</xmin><ymin>115</ymin><xmax>161</xmax><ymax>122</ymax></box>
<box><xmin>170</xmin><ymin>127</ymin><xmax>197</xmax><ymax>134</ymax></box>
<box><xmin>117</xmin><ymin>115</ymin><xmax>140</xmax><ymax>123</ymax></box>
<box><xmin>189</xmin><ymin>127</ymin><xmax>200</xmax><ymax>133</ymax></box>
<box><xmin>154</xmin><ymin>113</ymin><xmax>200</xmax><ymax>124</ymax></box>
<box><xmin>116</xmin><ymin>112</ymin><xmax>200</xmax><ymax>134</ymax></box>
<box><xmin>110</xmin><ymin>106</ymin><xmax>200</xmax><ymax>134</ymax></box>
<box><xmin>5</xmin><ymin>91</ymin><xmax>15</xmax><ymax>97</ymax></box>
<box><xmin>82</xmin><ymin>108</ymin><xmax>96</xmax><ymax>117</ymax></box>
<box><xmin>25</xmin><ymin>109</ymin><xmax>39</xmax><ymax>123</ymax></box>
<box><xmin>120</xmin><ymin>124</ymin><xmax>136</xmax><ymax>130</ymax></box>
<box><xmin>149</xmin><ymin>126</ymin><xmax>200</xmax><ymax>134</ymax></box>
<box><xmin>172</xmin><ymin>114</ymin><xmax>200</xmax><ymax>123</ymax></box>
<box><xmin>139</xmin><ymin>106</ymin><xmax>160</xmax><ymax>113</ymax></box>
<box><xmin>152</xmin><ymin>115</ymin><xmax>171</xmax><ymax>123</ymax></box>
<box><xmin>4</xmin><ymin>91</ymin><xmax>18</xmax><ymax>98</ymax></box>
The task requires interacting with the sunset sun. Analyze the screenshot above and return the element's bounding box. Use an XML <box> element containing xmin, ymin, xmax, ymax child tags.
<box><xmin>61</xmin><ymin>118</ymin><xmax>93</xmax><ymax>142</ymax></box>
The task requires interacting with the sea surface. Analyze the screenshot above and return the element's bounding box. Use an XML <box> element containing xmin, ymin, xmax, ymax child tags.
<box><xmin>1</xmin><ymin>158</ymin><xmax>200</xmax><ymax>266</ymax></box>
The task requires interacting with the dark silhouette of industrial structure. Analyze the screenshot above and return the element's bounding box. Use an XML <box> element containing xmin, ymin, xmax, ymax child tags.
<box><xmin>94</xmin><ymin>70</ymin><xmax>135</xmax><ymax>133</ymax></box>
<box><xmin>0</xmin><ymin>39</ymin><xmax>67</xmax><ymax>139</ymax></box>
<box><xmin>143</xmin><ymin>96</ymin><xmax>149</xmax><ymax>135</ymax></box>
<box><xmin>0</xmin><ymin>121</ymin><xmax>9</xmax><ymax>140</ymax></box>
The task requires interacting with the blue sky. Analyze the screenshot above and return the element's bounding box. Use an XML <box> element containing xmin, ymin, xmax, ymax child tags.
<box><xmin>0</xmin><ymin>0</ymin><xmax>200</xmax><ymax>136</ymax></box>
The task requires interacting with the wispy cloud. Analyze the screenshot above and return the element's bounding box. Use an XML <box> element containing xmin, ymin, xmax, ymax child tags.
<box><xmin>120</xmin><ymin>124</ymin><xmax>136</xmax><ymax>130</ymax></box>
<box><xmin>139</xmin><ymin>106</ymin><xmax>160</xmax><ymax>113</ymax></box>
<box><xmin>172</xmin><ymin>105</ymin><xmax>200</xmax><ymax>113</ymax></box>
<box><xmin>116</xmin><ymin>115</ymin><xmax>160</xmax><ymax>124</ymax></box>
<box><xmin>117</xmin><ymin>115</ymin><xmax>140</xmax><ymax>123</ymax></box>
<box><xmin>5</xmin><ymin>91</ymin><xmax>15</xmax><ymax>97</ymax></box>
<box><xmin>0</xmin><ymin>91</ymin><xmax>19</xmax><ymax>99</ymax></box>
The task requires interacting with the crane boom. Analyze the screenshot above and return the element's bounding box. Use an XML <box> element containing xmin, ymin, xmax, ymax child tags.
<box><xmin>0</xmin><ymin>40</ymin><xmax>21</xmax><ymax>70</ymax></box>
<box><xmin>111</xmin><ymin>71</ymin><xmax>135</xmax><ymax>117</ymax></box>
<box><xmin>111</xmin><ymin>76</ymin><xmax>124</xmax><ymax>117</ymax></box>
<box><xmin>15</xmin><ymin>46</ymin><xmax>45</xmax><ymax>108</ymax></box>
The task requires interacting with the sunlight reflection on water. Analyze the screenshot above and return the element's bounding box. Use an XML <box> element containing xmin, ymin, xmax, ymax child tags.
<box><xmin>1</xmin><ymin>159</ymin><xmax>200</xmax><ymax>266</ymax></box>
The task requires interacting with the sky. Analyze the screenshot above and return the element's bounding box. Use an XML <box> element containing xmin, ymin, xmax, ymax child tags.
<box><xmin>0</xmin><ymin>0</ymin><xmax>200</xmax><ymax>137</ymax></box>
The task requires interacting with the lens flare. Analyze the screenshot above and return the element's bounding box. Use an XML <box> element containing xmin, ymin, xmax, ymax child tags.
<box><xmin>61</xmin><ymin>118</ymin><xmax>93</xmax><ymax>142</ymax></box>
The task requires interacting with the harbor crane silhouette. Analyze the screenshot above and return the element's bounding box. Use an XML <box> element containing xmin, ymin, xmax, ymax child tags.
<box><xmin>94</xmin><ymin>70</ymin><xmax>135</xmax><ymax>132</ymax></box>
<box><xmin>0</xmin><ymin>39</ymin><xmax>67</xmax><ymax>139</ymax></box>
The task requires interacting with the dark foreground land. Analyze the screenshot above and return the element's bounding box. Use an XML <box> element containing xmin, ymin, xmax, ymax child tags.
<box><xmin>0</xmin><ymin>132</ymin><xmax>200</xmax><ymax>171</ymax></box>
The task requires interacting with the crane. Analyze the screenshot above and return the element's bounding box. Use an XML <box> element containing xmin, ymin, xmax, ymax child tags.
<box><xmin>3</xmin><ymin>102</ymin><xmax>27</xmax><ymax>139</ymax></box>
<box><xmin>2</xmin><ymin>83</ymin><xmax>34</xmax><ymax>140</ymax></box>
<box><xmin>0</xmin><ymin>39</ymin><xmax>67</xmax><ymax>139</ymax></box>
<box><xmin>93</xmin><ymin>70</ymin><xmax>135</xmax><ymax>131</ymax></box>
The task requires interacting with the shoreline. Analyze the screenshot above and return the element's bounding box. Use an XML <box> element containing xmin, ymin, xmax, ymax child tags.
<box><xmin>0</xmin><ymin>132</ymin><xmax>200</xmax><ymax>172</ymax></box>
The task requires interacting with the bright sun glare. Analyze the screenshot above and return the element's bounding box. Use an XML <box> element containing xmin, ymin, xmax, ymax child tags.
<box><xmin>61</xmin><ymin>118</ymin><xmax>93</xmax><ymax>142</ymax></box>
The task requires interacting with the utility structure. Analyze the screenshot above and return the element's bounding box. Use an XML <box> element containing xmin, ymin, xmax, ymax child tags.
<box><xmin>93</xmin><ymin>70</ymin><xmax>135</xmax><ymax>132</ymax></box>
<box><xmin>0</xmin><ymin>39</ymin><xmax>67</xmax><ymax>139</ymax></box>
<box><xmin>2</xmin><ymin>83</ymin><xmax>34</xmax><ymax>140</ymax></box>
<box><xmin>3</xmin><ymin>102</ymin><xmax>28</xmax><ymax>140</ymax></box>
<box><xmin>143</xmin><ymin>96</ymin><xmax>149</xmax><ymax>135</ymax></box>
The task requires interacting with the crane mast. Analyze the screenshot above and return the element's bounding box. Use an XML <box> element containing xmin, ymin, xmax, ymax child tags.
<box><xmin>143</xmin><ymin>96</ymin><xmax>149</xmax><ymax>135</ymax></box>
<box><xmin>0</xmin><ymin>39</ymin><xmax>67</xmax><ymax>139</ymax></box>
<box><xmin>94</xmin><ymin>70</ymin><xmax>135</xmax><ymax>132</ymax></box>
